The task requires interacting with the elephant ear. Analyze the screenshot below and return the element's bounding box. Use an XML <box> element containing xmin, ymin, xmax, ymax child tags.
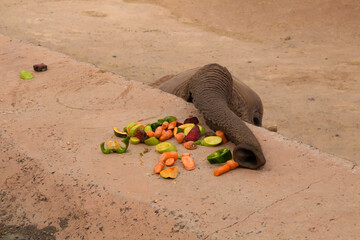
<box><xmin>150</xmin><ymin>74</ymin><xmax>175</xmax><ymax>88</ymax></box>
<box><xmin>156</xmin><ymin>67</ymin><xmax>200</xmax><ymax>102</ymax></box>
<box><xmin>230</xmin><ymin>76</ymin><xmax>264</xmax><ymax>127</ymax></box>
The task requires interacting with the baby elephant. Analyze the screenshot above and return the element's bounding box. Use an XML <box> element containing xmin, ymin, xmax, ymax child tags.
<box><xmin>153</xmin><ymin>63</ymin><xmax>266</xmax><ymax>170</ymax></box>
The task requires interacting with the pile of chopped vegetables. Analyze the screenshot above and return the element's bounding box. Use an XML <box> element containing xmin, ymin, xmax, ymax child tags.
<box><xmin>100</xmin><ymin>116</ymin><xmax>238</xmax><ymax>177</ymax></box>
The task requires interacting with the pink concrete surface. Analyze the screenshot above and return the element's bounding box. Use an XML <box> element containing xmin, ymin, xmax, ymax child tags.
<box><xmin>0</xmin><ymin>35</ymin><xmax>359</xmax><ymax>239</ymax></box>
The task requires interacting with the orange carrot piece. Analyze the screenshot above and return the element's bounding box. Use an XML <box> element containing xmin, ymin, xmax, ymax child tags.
<box><xmin>214</xmin><ymin>164</ymin><xmax>230</xmax><ymax>176</ymax></box>
<box><xmin>174</xmin><ymin>132</ymin><xmax>185</xmax><ymax>144</ymax></box>
<box><xmin>161</xmin><ymin>121</ymin><xmax>169</xmax><ymax>130</ymax></box>
<box><xmin>159</xmin><ymin>130</ymin><xmax>173</xmax><ymax>141</ymax></box>
<box><xmin>154</xmin><ymin>162</ymin><xmax>165</xmax><ymax>174</ymax></box>
<box><xmin>159</xmin><ymin>151</ymin><xmax>178</xmax><ymax>163</ymax></box>
<box><xmin>182</xmin><ymin>153</ymin><xmax>190</xmax><ymax>157</ymax></box>
<box><xmin>181</xmin><ymin>155</ymin><xmax>195</xmax><ymax>171</ymax></box>
<box><xmin>183</xmin><ymin>141</ymin><xmax>197</xmax><ymax>150</ymax></box>
<box><xmin>226</xmin><ymin>160</ymin><xmax>239</xmax><ymax>170</ymax></box>
<box><xmin>165</xmin><ymin>158</ymin><xmax>175</xmax><ymax>166</ymax></box>
<box><xmin>154</xmin><ymin>126</ymin><xmax>163</xmax><ymax>138</ymax></box>
<box><xmin>168</xmin><ymin>121</ymin><xmax>177</xmax><ymax>130</ymax></box>
<box><xmin>216</xmin><ymin>130</ymin><xmax>228</xmax><ymax>143</ymax></box>
<box><xmin>145</xmin><ymin>130</ymin><xmax>155</xmax><ymax>138</ymax></box>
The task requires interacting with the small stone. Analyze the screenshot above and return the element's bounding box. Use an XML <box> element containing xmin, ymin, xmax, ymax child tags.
<box><xmin>267</xmin><ymin>125</ymin><xmax>278</xmax><ymax>132</ymax></box>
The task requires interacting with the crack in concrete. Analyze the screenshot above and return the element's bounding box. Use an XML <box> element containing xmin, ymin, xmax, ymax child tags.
<box><xmin>202</xmin><ymin>179</ymin><xmax>324</xmax><ymax>239</ymax></box>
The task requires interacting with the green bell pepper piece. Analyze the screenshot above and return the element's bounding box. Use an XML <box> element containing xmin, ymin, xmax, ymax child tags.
<box><xmin>150</xmin><ymin>122</ymin><xmax>161</xmax><ymax>131</ymax></box>
<box><xmin>207</xmin><ymin>148</ymin><xmax>233</xmax><ymax>164</ymax></box>
<box><xmin>100</xmin><ymin>136</ymin><xmax>130</xmax><ymax>154</ymax></box>
<box><xmin>164</xmin><ymin>116</ymin><xmax>177</xmax><ymax>123</ymax></box>
<box><xmin>100</xmin><ymin>142</ymin><xmax>111</xmax><ymax>154</ymax></box>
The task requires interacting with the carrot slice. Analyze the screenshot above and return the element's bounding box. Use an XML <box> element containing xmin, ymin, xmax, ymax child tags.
<box><xmin>226</xmin><ymin>160</ymin><xmax>239</xmax><ymax>170</ymax></box>
<box><xmin>145</xmin><ymin>131</ymin><xmax>155</xmax><ymax>138</ymax></box>
<box><xmin>216</xmin><ymin>130</ymin><xmax>228</xmax><ymax>143</ymax></box>
<box><xmin>214</xmin><ymin>164</ymin><xmax>230</xmax><ymax>176</ymax></box>
<box><xmin>174</xmin><ymin>133</ymin><xmax>185</xmax><ymax>144</ymax></box>
<box><xmin>165</xmin><ymin>158</ymin><xmax>175</xmax><ymax>166</ymax></box>
<box><xmin>181</xmin><ymin>155</ymin><xmax>195</xmax><ymax>171</ymax></box>
<box><xmin>159</xmin><ymin>151</ymin><xmax>178</xmax><ymax>163</ymax></box>
<box><xmin>159</xmin><ymin>130</ymin><xmax>173</xmax><ymax>141</ymax></box>
<box><xmin>168</xmin><ymin>121</ymin><xmax>177</xmax><ymax>130</ymax></box>
<box><xmin>154</xmin><ymin>162</ymin><xmax>165</xmax><ymax>174</ymax></box>
<box><xmin>154</xmin><ymin>126</ymin><xmax>163</xmax><ymax>138</ymax></box>
<box><xmin>161</xmin><ymin>121</ymin><xmax>169</xmax><ymax>130</ymax></box>
<box><xmin>183</xmin><ymin>141</ymin><xmax>197</xmax><ymax>150</ymax></box>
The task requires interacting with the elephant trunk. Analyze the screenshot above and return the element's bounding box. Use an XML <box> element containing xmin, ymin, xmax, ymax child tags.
<box><xmin>189</xmin><ymin>64</ymin><xmax>266</xmax><ymax>169</ymax></box>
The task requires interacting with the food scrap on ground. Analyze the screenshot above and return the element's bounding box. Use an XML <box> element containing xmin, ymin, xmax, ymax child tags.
<box><xmin>100</xmin><ymin>137</ymin><xmax>130</xmax><ymax>154</ymax></box>
<box><xmin>214</xmin><ymin>160</ymin><xmax>239</xmax><ymax>176</ymax></box>
<box><xmin>101</xmin><ymin>116</ymin><xmax>237</xmax><ymax>177</ymax></box>
<box><xmin>207</xmin><ymin>148</ymin><xmax>233</xmax><ymax>164</ymax></box>
<box><xmin>181</xmin><ymin>153</ymin><xmax>196</xmax><ymax>171</ymax></box>
<box><xmin>33</xmin><ymin>63</ymin><xmax>48</xmax><ymax>72</ymax></box>
<box><xmin>160</xmin><ymin>166</ymin><xmax>179</xmax><ymax>179</ymax></box>
<box><xmin>20</xmin><ymin>70</ymin><xmax>34</xmax><ymax>79</ymax></box>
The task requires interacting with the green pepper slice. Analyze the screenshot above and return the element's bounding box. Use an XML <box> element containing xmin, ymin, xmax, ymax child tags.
<box><xmin>207</xmin><ymin>148</ymin><xmax>233</xmax><ymax>164</ymax></box>
<box><xmin>100</xmin><ymin>136</ymin><xmax>130</xmax><ymax>154</ymax></box>
<box><xmin>150</xmin><ymin>122</ymin><xmax>161</xmax><ymax>131</ymax></box>
<box><xmin>100</xmin><ymin>142</ymin><xmax>111</xmax><ymax>154</ymax></box>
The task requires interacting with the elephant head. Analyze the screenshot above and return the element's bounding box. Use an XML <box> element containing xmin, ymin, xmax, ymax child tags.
<box><xmin>157</xmin><ymin>63</ymin><xmax>266</xmax><ymax>169</ymax></box>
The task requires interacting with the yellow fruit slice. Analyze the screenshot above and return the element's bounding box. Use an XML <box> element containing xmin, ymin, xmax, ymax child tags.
<box><xmin>201</xmin><ymin>136</ymin><xmax>223</xmax><ymax>146</ymax></box>
<box><xmin>178</xmin><ymin>123</ymin><xmax>195</xmax><ymax>129</ymax></box>
<box><xmin>155</xmin><ymin>142</ymin><xmax>177</xmax><ymax>153</ymax></box>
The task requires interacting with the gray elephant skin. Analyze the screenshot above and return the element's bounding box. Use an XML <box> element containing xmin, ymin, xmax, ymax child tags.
<box><xmin>153</xmin><ymin>63</ymin><xmax>266</xmax><ymax>169</ymax></box>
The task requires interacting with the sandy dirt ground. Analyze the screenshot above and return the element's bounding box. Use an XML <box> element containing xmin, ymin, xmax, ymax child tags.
<box><xmin>0</xmin><ymin>0</ymin><xmax>360</xmax><ymax>239</ymax></box>
<box><xmin>0</xmin><ymin>0</ymin><xmax>359</xmax><ymax>163</ymax></box>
